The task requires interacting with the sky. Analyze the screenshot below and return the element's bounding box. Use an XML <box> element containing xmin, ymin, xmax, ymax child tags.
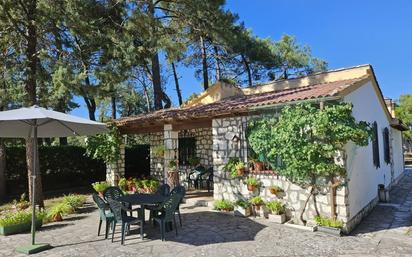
<box><xmin>72</xmin><ymin>0</ymin><xmax>412</xmax><ymax>118</ymax></box>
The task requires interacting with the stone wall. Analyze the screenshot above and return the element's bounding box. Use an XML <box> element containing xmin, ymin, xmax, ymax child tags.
<box><xmin>212</xmin><ymin>116</ymin><xmax>350</xmax><ymax>226</ymax></box>
<box><xmin>148</xmin><ymin>127</ymin><xmax>213</xmax><ymax>183</ymax></box>
<box><xmin>106</xmin><ymin>144</ymin><xmax>125</xmax><ymax>186</ymax></box>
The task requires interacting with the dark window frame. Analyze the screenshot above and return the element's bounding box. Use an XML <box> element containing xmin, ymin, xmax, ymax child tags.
<box><xmin>178</xmin><ymin>137</ymin><xmax>196</xmax><ymax>165</ymax></box>
<box><xmin>372</xmin><ymin>121</ymin><xmax>380</xmax><ymax>168</ymax></box>
<box><xmin>383</xmin><ymin>127</ymin><xmax>390</xmax><ymax>164</ymax></box>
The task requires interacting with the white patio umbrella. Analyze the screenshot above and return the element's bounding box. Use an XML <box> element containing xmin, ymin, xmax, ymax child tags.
<box><xmin>0</xmin><ymin>105</ymin><xmax>107</xmax><ymax>254</ymax></box>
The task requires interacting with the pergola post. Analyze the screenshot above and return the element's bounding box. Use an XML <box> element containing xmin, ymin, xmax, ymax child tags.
<box><xmin>163</xmin><ymin>124</ymin><xmax>178</xmax><ymax>186</ymax></box>
<box><xmin>106</xmin><ymin>143</ymin><xmax>125</xmax><ymax>186</ymax></box>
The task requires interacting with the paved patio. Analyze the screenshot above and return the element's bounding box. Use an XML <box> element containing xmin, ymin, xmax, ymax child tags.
<box><xmin>1</xmin><ymin>169</ymin><xmax>412</xmax><ymax>257</ymax></box>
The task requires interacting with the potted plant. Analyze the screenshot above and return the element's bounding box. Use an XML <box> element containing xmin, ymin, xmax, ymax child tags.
<box><xmin>269</xmin><ymin>185</ymin><xmax>283</xmax><ymax>195</ymax></box>
<box><xmin>234</xmin><ymin>199</ymin><xmax>252</xmax><ymax>217</ymax></box>
<box><xmin>235</xmin><ymin>162</ymin><xmax>246</xmax><ymax>176</ymax></box>
<box><xmin>223</xmin><ymin>157</ymin><xmax>244</xmax><ymax>178</ymax></box>
<box><xmin>152</xmin><ymin>145</ymin><xmax>165</xmax><ymax>158</ymax></box>
<box><xmin>266</xmin><ymin>200</ymin><xmax>286</xmax><ymax>223</ymax></box>
<box><xmin>188</xmin><ymin>156</ymin><xmax>201</xmax><ymax>167</ymax></box>
<box><xmin>47</xmin><ymin>202</ymin><xmax>73</xmax><ymax>222</ymax></box>
<box><xmin>118</xmin><ymin>177</ymin><xmax>128</xmax><ymax>192</ymax></box>
<box><xmin>249</xmin><ymin>196</ymin><xmax>265</xmax><ymax>216</ymax></box>
<box><xmin>213</xmin><ymin>199</ymin><xmax>234</xmax><ymax>212</ymax></box>
<box><xmin>0</xmin><ymin>210</ymin><xmax>44</xmax><ymax>236</ymax></box>
<box><xmin>92</xmin><ymin>181</ymin><xmax>109</xmax><ymax>198</ymax></box>
<box><xmin>245</xmin><ymin>177</ymin><xmax>260</xmax><ymax>191</ymax></box>
<box><xmin>314</xmin><ymin>215</ymin><xmax>344</xmax><ymax>236</ymax></box>
<box><xmin>249</xmin><ymin>157</ymin><xmax>265</xmax><ymax>171</ymax></box>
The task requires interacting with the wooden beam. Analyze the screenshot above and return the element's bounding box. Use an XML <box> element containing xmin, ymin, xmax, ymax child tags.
<box><xmin>170</xmin><ymin>119</ymin><xmax>212</xmax><ymax>131</ymax></box>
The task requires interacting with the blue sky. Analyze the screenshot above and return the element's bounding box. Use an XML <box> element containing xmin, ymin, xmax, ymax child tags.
<box><xmin>72</xmin><ymin>0</ymin><xmax>412</xmax><ymax>118</ymax></box>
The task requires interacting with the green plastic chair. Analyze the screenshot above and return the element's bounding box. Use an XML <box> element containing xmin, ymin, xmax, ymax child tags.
<box><xmin>107</xmin><ymin>199</ymin><xmax>144</xmax><ymax>245</ymax></box>
<box><xmin>170</xmin><ymin>185</ymin><xmax>186</xmax><ymax>227</ymax></box>
<box><xmin>104</xmin><ymin>186</ymin><xmax>140</xmax><ymax>216</ymax></box>
<box><xmin>147</xmin><ymin>184</ymin><xmax>171</xmax><ymax>223</ymax></box>
<box><xmin>153</xmin><ymin>192</ymin><xmax>183</xmax><ymax>241</ymax></box>
<box><xmin>92</xmin><ymin>194</ymin><xmax>114</xmax><ymax>239</ymax></box>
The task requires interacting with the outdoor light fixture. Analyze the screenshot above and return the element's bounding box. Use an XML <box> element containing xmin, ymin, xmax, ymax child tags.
<box><xmin>232</xmin><ymin>135</ymin><xmax>240</xmax><ymax>142</ymax></box>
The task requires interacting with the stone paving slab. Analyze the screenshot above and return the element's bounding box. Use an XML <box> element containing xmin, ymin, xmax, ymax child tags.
<box><xmin>0</xmin><ymin>170</ymin><xmax>411</xmax><ymax>257</ymax></box>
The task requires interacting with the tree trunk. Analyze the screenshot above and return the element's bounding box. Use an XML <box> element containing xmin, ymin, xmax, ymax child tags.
<box><xmin>26</xmin><ymin>138</ymin><xmax>44</xmax><ymax>208</ymax></box>
<box><xmin>151</xmin><ymin>53</ymin><xmax>163</xmax><ymax>110</ymax></box>
<box><xmin>141</xmin><ymin>82</ymin><xmax>151</xmax><ymax>112</ymax></box>
<box><xmin>171</xmin><ymin>62</ymin><xmax>183</xmax><ymax>106</ymax></box>
<box><xmin>300</xmin><ymin>186</ymin><xmax>314</xmax><ymax>225</ymax></box>
<box><xmin>25</xmin><ymin>0</ymin><xmax>44</xmax><ymax>208</ymax></box>
<box><xmin>111</xmin><ymin>96</ymin><xmax>116</xmax><ymax>119</ymax></box>
<box><xmin>330</xmin><ymin>177</ymin><xmax>340</xmax><ymax>220</ymax></box>
<box><xmin>213</xmin><ymin>45</ymin><xmax>221</xmax><ymax>82</ymax></box>
<box><xmin>200</xmin><ymin>35</ymin><xmax>209</xmax><ymax>90</ymax></box>
<box><xmin>83</xmin><ymin>95</ymin><xmax>96</xmax><ymax>121</ymax></box>
<box><xmin>0</xmin><ymin>139</ymin><xmax>6</xmax><ymax>202</ymax></box>
<box><xmin>242</xmin><ymin>54</ymin><xmax>252</xmax><ymax>87</ymax></box>
<box><xmin>162</xmin><ymin>91</ymin><xmax>171</xmax><ymax>109</ymax></box>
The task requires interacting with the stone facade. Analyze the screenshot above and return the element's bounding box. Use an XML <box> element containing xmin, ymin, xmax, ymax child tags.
<box><xmin>148</xmin><ymin>127</ymin><xmax>213</xmax><ymax>184</ymax></box>
<box><xmin>212</xmin><ymin>116</ymin><xmax>351</xmax><ymax>228</ymax></box>
<box><xmin>106</xmin><ymin>144</ymin><xmax>125</xmax><ymax>186</ymax></box>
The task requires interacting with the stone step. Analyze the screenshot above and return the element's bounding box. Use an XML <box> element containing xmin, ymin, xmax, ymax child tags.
<box><xmin>183</xmin><ymin>197</ymin><xmax>214</xmax><ymax>207</ymax></box>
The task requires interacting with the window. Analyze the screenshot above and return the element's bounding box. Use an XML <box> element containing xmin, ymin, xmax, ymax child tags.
<box><xmin>178</xmin><ymin>137</ymin><xmax>196</xmax><ymax>165</ymax></box>
<box><xmin>372</xmin><ymin>121</ymin><xmax>380</xmax><ymax>168</ymax></box>
<box><xmin>383</xmin><ymin>127</ymin><xmax>390</xmax><ymax>164</ymax></box>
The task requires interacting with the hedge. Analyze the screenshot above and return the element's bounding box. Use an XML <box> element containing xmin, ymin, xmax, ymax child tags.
<box><xmin>5</xmin><ymin>146</ymin><xmax>106</xmax><ymax>195</ymax></box>
<box><xmin>5</xmin><ymin>145</ymin><xmax>151</xmax><ymax>196</ymax></box>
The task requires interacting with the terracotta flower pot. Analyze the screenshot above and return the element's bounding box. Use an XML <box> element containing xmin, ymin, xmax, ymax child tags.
<box><xmin>53</xmin><ymin>213</ymin><xmax>63</xmax><ymax>222</ymax></box>
<box><xmin>253</xmin><ymin>204</ymin><xmax>261</xmax><ymax>211</ymax></box>
<box><xmin>254</xmin><ymin>161</ymin><xmax>264</xmax><ymax>171</ymax></box>
<box><xmin>237</xmin><ymin>167</ymin><xmax>245</xmax><ymax>176</ymax></box>
<box><xmin>247</xmin><ymin>184</ymin><xmax>256</xmax><ymax>191</ymax></box>
<box><xmin>270</xmin><ymin>188</ymin><xmax>278</xmax><ymax>195</ymax></box>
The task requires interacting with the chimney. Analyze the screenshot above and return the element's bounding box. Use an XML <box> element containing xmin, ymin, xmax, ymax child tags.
<box><xmin>384</xmin><ymin>97</ymin><xmax>396</xmax><ymax>118</ymax></box>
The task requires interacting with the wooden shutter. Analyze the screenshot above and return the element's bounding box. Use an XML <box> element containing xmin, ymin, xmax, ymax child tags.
<box><xmin>372</xmin><ymin>121</ymin><xmax>380</xmax><ymax>168</ymax></box>
<box><xmin>383</xmin><ymin>127</ymin><xmax>390</xmax><ymax>164</ymax></box>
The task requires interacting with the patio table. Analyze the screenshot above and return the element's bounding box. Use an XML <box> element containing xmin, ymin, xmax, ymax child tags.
<box><xmin>117</xmin><ymin>193</ymin><xmax>168</xmax><ymax>223</ymax></box>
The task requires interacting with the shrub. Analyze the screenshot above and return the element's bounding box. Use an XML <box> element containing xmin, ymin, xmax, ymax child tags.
<box><xmin>118</xmin><ymin>177</ymin><xmax>128</xmax><ymax>191</ymax></box>
<box><xmin>214</xmin><ymin>199</ymin><xmax>234</xmax><ymax>211</ymax></box>
<box><xmin>249</xmin><ymin>196</ymin><xmax>264</xmax><ymax>206</ymax></box>
<box><xmin>0</xmin><ymin>210</ymin><xmax>45</xmax><ymax>227</ymax></box>
<box><xmin>92</xmin><ymin>181</ymin><xmax>109</xmax><ymax>193</ymax></box>
<box><xmin>314</xmin><ymin>215</ymin><xmax>344</xmax><ymax>229</ymax></box>
<box><xmin>266</xmin><ymin>200</ymin><xmax>285</xmax><ymax>215</ymax></box>
<box><xmin>63</xmin><ymin>194</ymin><xmax>87</xmax><ymax>210</ymax></box>
<box><xmin>5</xmin><ymin>146</ymin><xmax>105</xmax><ymax>195</ymax></box>
<box><xmin>47</xmin><ymin>202</ymin><xmax>73</xmax><ymax>220</ymax></box>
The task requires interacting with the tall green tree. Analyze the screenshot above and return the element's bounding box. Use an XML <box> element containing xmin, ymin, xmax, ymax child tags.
<box><xmin>396</xmin><ymin>94</ymin><xmax>412</xmax><ymax>152</ymax></box>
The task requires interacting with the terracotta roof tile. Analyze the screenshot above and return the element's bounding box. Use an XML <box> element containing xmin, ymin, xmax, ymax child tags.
<box><xmin>115</xmin><ymin>77</ymin><xmax>366</xmax><ymax>127</ymax></box>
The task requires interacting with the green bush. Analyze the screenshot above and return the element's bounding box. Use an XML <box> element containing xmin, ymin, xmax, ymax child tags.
<box><xmin>223</xmin><ymin>157</ymin><xmax>242</xmax><ymax>178</ymax></box>
<box><xmin>5</xmin><ymin>146</ymin><xmax>105</xmax><ymax>195</ymax></box>
<box><xmin>0</xmin><ymin>210</ymin><xmax>45</xmax><ymax>227</ymax></box>
<box><xmin>314</xmin><ymin>215</ymin><xmax>344</xmax><ymax>229</ymax></box>
<box><xmin>47</xmin><ymin>202</ymin><xmax>73</xmax><ymax>220</ymax></box>
<box><xmin>62</xmin><ymin>194</ymin><xmax>87</xmax><ymax>210</ymax></box>
<box><xmin>266</xmin><ymin>200</ymin><xmax>285</xmax><ymax>215</ymax></box>
<box><xmin>214</xmin><ymin>199</ymin><xmax>234</xmax><ymax>211</ymax></box>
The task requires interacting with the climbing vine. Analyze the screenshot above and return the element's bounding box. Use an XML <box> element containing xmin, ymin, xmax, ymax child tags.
<box><xmin>247</xmin><ymin>102</ymin><xmax>371</xmax><ymax>224</ymax></box>
<box><xmin>86</xmin><ymin>124</ymin><xmax>122</xmax><ymax>165</ymax></box>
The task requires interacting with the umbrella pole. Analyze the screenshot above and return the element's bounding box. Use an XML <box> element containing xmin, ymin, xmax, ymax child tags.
<box><xmin>16</xmin><ymin>120</ymin><xmax>51</xmax><ymax>255</ymax></box>
<box><xmin>30</xmin><ymin>122</ymin><xmax>37</xmax><ymax>245</ymax></box>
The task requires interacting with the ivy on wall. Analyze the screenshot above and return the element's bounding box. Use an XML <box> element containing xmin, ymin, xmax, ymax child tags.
<box><xmin>247</xmin><ymin>102</ymin><xmax>372</xmax><ymax>223</ymax></box>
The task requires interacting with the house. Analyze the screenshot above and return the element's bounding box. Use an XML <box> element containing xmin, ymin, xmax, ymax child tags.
<box><xmin>112</xmin><ymin>64</ymin><xmax>407</xmax><ymax>233</ymax></box>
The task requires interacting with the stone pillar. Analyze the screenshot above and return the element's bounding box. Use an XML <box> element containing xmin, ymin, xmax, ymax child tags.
<box><xmin>106</xmin><ymin>143</ymin><xmax>125</xmax><ymax>186</ymax></box>
<box><xmin>164</xmin><ymin>124</ymin><xmax>178</xmax><ymax>185</ymax></box>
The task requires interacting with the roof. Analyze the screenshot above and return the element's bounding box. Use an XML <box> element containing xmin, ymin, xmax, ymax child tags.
<box><xmin>115</xmin><ymin>76</ymin><xmax>368</xmax><ymax>132</ymax></box>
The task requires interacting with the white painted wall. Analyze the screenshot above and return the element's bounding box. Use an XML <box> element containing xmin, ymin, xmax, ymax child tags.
<box><xmin>344</xmin><ymin>81</ymin><xmax>404</xmax><ymax>219</ymax></box>
<box><xmin>391</xmin><ymin>128</ymin><xmax>405</xmax><ymax>181</ymax></box>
